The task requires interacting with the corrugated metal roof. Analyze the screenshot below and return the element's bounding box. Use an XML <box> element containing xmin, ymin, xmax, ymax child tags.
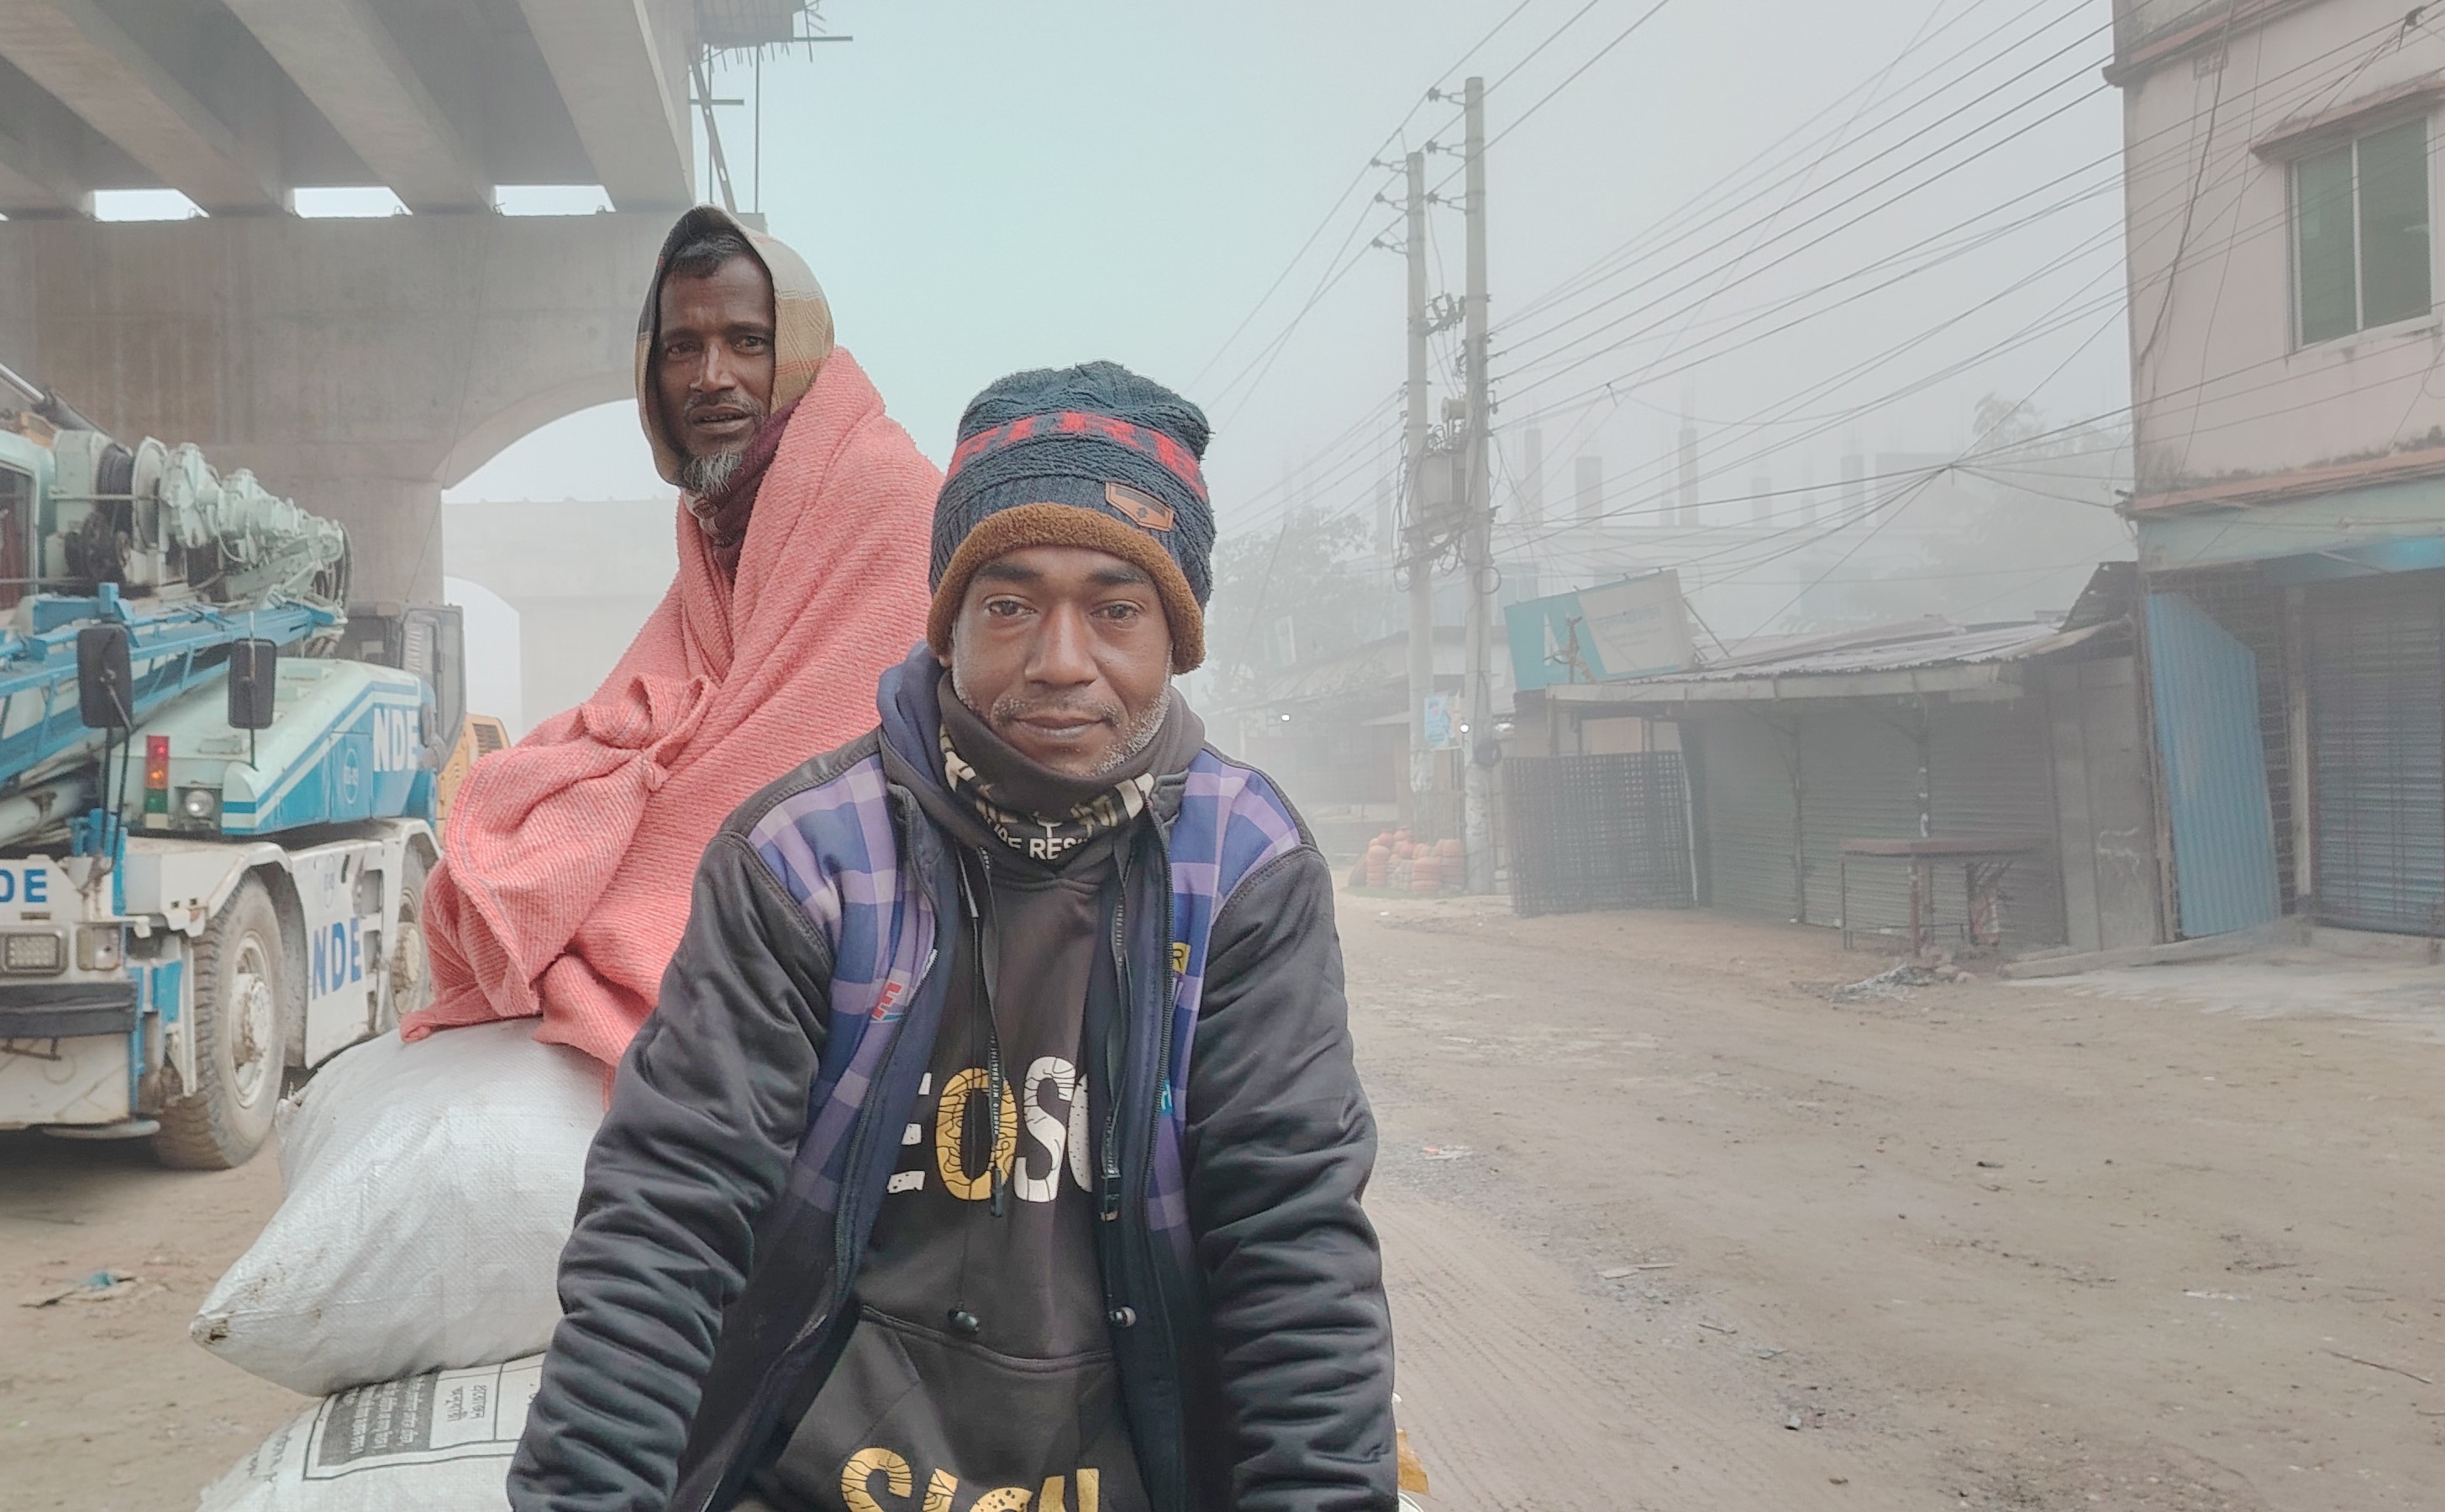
<box><xmin>1651</xmin><ymin>617</ymin><xmax>2105</xmax><ymax>685</ymax></box>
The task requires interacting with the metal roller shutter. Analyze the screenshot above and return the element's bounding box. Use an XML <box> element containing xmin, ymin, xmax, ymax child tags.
<box><xmin>2306</xmin><ymin>574</ymin><xmax>2445</xmax><ymax>933</ymax></box>
<box><xmin>1927</xmin><ymin>700</ymin><xmax>2068</xmax><ymax>949</ymax></box>
<box><xmin>1696</xmin><ymin>712</ymin><xmax>1801</xmax><ymax>921</ymax></box>
<box><xmin>1797</xmin><ymin>706</ymin><xmax>1926</xmax><ymax>934</ymax></box>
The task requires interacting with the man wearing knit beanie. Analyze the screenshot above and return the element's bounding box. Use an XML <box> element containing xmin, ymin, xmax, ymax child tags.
<box><xmin>513</xmin><ymin>363</ymin><xmax>1397</xmax><ymax>1512</ymax></box>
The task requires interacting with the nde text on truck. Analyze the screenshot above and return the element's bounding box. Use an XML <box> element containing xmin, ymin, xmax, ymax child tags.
<box><xmin>0</xmin><ymin>366</ymin><xmax>470</xmax><ymax>1168</ymax></box>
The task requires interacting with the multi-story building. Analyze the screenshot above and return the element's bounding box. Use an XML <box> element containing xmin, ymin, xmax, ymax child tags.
<box><xmin>2116</xmin><ymin>0</ymin><xmax>2445</xmax><ymax>937</ymax></box>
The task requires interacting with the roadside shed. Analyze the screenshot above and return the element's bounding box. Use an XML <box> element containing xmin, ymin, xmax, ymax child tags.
<box><xmin>1514</xmin><ymin>575</ymin><xmax>2158</xmax><ymax>954</ymax></box>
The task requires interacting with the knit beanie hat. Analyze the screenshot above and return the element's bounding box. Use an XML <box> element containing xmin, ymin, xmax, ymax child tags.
<box><xmin>928</xmin><ymin>362</ymin><xmax>1215</xmax><ymax>672</ymax></box>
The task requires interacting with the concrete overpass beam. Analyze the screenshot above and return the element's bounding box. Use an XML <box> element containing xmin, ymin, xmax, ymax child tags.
<box><xmin>220</xmin><ymin>0</ymin><xmax>488</xmax><ymax>213</ymax></box>
<box><xmin>0</xmin><ymin>213</ymin><xmax>672</xmax><ymax>606</ymax></box>
<box><xmin>0</xmin><ymin>120</ymin><xmax>92</xmax><ymax>218</ymax></box>
<box><xmin>515</xmin><ymin>0</ymin><xmax>694</xmax><ymax>212</ymax></box>
<box><xmin>0</xmin><ymin>0</ymin><xmax>278</xmax><ymax>212</ymax></box>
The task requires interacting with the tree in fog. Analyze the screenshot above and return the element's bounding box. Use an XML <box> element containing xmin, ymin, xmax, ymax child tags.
<box><xmin>1204</xmin><ymin>507</ymin><xmax>1385</xmax><ymax>703</ymax></box>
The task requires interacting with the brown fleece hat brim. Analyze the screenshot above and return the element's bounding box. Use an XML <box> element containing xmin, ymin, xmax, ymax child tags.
<box><xmin>927</xmin><ymin>501</ymin><xmax>1205</xmax><ymax>673</ymax></box>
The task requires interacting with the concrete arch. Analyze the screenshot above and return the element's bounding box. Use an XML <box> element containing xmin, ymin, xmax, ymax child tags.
<box><xmin>439</xmin><ymin>368</ymin><xmax>638</xmax><ymax>492</ymax></box>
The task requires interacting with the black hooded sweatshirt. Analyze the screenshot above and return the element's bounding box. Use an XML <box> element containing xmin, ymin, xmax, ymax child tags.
<box><xmin>753</xmin><ymin>681</ymin><xmax>1205</xmax><ymax>1512</ymax></box>
<box><xmin>506</xmin><ymin>643</ymin><xmax>1395</xmax><ymax>1512</ymax></box>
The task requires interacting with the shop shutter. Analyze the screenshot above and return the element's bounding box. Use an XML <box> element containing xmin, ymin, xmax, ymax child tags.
<box><xmin>2306</xmin><ymin>573</ymin><xmax>2445</xmax><ymax>933</ymax></box>
<box><xmin>1797</xmin><ymin>706</ymin><xmax>1926</xmax><ymax>934</ymax></box>
<box><xmin>1927</xmin><ymin>700</ymin><xmax>2068</xmax><ymax>949</ymax></box>
<box><xmin>1696</xmin><ymin>712</ymin><xmax>1801</xmax><ymax>921</ymax></box>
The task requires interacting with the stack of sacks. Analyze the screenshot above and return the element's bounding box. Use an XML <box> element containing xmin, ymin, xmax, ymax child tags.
<box><xmin>192</xmin><ymin>1021</ymin><xmax>601</xmax><ymax>1508</ymax></box>
<box><xmin>198</xmin><ymin>1357</ymin><xmax>544</xmax><ymax>1511</ymax></box>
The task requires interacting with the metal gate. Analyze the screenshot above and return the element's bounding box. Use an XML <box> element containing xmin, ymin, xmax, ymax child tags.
<box><xmin>1695</xmin><ymin>713</ymin><xmax>1800</xmax><ymax>920</ymax></box>
<box><xmin>1797</xmin><ymin>706</ymin><xmax>1926</xmax><ymax>931</ymax></box>
<box><xmin>2145</xmin><ymin>591</ymin><xmax>2281</xmax><ymax>937</ymax></box>
<box><xmin>1505</xmin><ymin>753</ymin><xmax>1695</xmax><ymax>917</ymax></box>
<box><xmin>1927</xmin><ymin>701</ymin><xmax>2068</xmax><ymax>948</ymax></box>
<box><xmin>2306</xmin><ymin>574</ymin><xmax>2445</xmax><ymax>932</ymax></box>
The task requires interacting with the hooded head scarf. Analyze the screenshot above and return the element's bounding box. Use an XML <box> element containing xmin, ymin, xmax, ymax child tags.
<box><xmin>636</xmin><ymin>205</ymin><xmax>838</xmax><ymax>556</ymax></box>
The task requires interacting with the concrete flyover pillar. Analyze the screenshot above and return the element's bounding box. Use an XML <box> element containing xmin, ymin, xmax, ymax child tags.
<box><xmin>0</xmin><ymin>212</ymin><xmax>675</xmax><ymax>606</ymax></box>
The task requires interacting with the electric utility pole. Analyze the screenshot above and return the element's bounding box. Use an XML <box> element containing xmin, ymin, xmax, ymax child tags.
<box><xmin>1402</xmin><ymin>150</ymin><xmax>1436</xmax><ymax>814</ymax></box>
<box><xmin>1460</xmin><ymin>74</ymin><xmax>1497</xmax><ymax>894</ymax></box>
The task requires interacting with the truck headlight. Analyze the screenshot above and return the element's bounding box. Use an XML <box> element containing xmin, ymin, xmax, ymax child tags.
<box><xmin>76</xmin><ymin>925</ymin><xmax>124</xmax><ymax>972</ymax></box>
<box><xmin>178</xmin><ymin>788</ymin><xmax>218</xmax><ymax>822</ymax></box>
<box><xmin>3</xmin><ymin>931</ymin><xmax>65</xmax><ymax>974</ymax></box>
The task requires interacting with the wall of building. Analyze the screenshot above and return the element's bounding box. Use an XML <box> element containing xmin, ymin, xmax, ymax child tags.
<box><xmin>2119</xmin><ymin>0</ymin><xmax>2445</xmax><ymax>498</ymax></box>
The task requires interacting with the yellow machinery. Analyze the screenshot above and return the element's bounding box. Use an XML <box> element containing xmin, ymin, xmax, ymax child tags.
<box><xmin>438</xmin><ymin>713</ymin><xmax>511</xmax><ymax>823</ymax></box>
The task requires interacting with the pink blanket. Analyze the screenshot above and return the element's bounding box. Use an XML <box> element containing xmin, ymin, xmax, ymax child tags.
<box><xmin>406</xmin><ymin>349</ymin><xmax>937</xmax><ymax>1068</ymax></box>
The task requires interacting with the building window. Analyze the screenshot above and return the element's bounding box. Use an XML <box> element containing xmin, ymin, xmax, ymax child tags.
<box><xmin>2295</xmin><ymin>117</ymin><xmax>2432</xmax><ymax>344</ymax></box>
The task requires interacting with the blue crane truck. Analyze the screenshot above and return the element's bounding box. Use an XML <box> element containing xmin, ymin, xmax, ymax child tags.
<box><xmin>0</xmin><ymin>365</ymin><xmax>461</xmax><ymax>1168</ymax></box>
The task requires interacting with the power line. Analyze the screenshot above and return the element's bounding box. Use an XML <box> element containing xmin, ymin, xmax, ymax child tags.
<box><xmin>1207</xmin><ymin>211</ymin><xmax>1406</xmax><ymax>427</ymax></box>
<box><xmin>1483</xmin><ymin>0</ymin><xmax>1680</xmax><ymax>153</ymax></box>
<box><xmin>1487</xmin><ymin>16</ymin><xmax>2408</xmax><ymax>470</ymax></box>
<box><xmin>1187</xmin><ymin>3</ymin><xmax>1551</xmax><ymax>407</ymax></box>
<box><xmin>1212</xmin><ymin>0</ymin><xmax>2421</xmax><ymax>632</ymax></box>
<box><xmin>1496</xmin><ymin>55</ymin><xmax>2115</xmax><ymax>389</ymax></box>
<box><xmin>1494</xmin><ymin>4</ymin><xmax>2405</xmax><ymax>375</ymax></box>
<box><xmin>1485</xmin><ymin>0</ymin><xmax>1606</xmax><ymax>95</ymax></box>
<box><xmin>1222</xmin><ymin>0</ymin><xmax>2122</xmax><ymax>549</ymax></box>
<box><xmin>1724</xmin><ymin>303</ymin><xmax>2119</xmax><ymax>638</ymax></box>
<box><xmin>1449</xmin><ymin>0</ymin><xmax>2409</xmax><ymax>531</ymax></box>
<box><xmin>1502</xmin><ymin>0</ymin><xmax>2092</xmax><ymax>329</ymax></box>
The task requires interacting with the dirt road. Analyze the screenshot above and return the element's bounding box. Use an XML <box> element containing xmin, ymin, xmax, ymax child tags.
<box><xmin>6</xmin><ymin>896</ymin><xmax>2442</xmax><ymax>1510</ymax></box>
<box><xmin>1</xmin><ymin>1135</ymin><xmax>299</xmax><ymax>1511</ymax></box>
<box><xmin>1352</xmin><ymin>896</ymin><xmax>2444</xmax><ymax>1511</ymax></box>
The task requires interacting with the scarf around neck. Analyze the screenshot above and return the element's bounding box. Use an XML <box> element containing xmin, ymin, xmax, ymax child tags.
<box><xmin>935</xmin><ymin>680</ymin><xmax>1166</xmax><ymax>865</ymax></box>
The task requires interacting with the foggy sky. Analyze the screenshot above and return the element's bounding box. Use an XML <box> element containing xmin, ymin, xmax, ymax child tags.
<box><xmin>452</xmin><ymin>0</ymin><xmax>2132</xmax><ymax>586</ymax></box>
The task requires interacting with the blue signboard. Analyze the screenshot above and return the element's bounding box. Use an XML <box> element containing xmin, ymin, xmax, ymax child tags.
<box><xmin>1506</xmin><ymin>572</ymin><xmax>1696</xmax><ymax>692</ymax></box>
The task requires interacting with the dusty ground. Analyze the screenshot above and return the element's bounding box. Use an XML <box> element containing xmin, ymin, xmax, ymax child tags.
<box><xmin>1354</xmin><ymin>896</ymin><xmax>2444</xmax><ymax>1511</ymax></box>
<box><xmin>5</xmin><ymin>898</ymin><xmax>2442</xmax><ymax>1510</ymax></box>
<box><xmin>1</xmin><ymin>1134</ymin><xmax>301</xmax><ymax>1511</ymax></box>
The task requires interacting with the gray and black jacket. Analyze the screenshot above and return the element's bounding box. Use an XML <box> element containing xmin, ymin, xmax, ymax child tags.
<box><xmin>507</xmin><ymin>647</ymin><xmax>1395</xmax><ymax>1512</ymax></box>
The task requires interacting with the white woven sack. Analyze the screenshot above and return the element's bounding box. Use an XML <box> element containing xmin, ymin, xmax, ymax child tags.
<box><xmin>193</xmin><ymin>1020</ymin><xmax>602</xmax><ymax>1396</ymax></box>
<box><xmin>197</xmin><ymin>1357</ymin><xmax>539</xmax><ymax>1511</ymax></box>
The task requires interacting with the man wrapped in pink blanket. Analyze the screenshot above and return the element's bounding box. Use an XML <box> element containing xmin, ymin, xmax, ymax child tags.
<box><xmin>405</xmin><ymin>207</ymin><xmax>935</xmax><ymax>1068</ymax></box>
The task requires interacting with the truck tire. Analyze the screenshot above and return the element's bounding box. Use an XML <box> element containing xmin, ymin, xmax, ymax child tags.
<box><xmin>381</xmin><ymin>845</ymin><xmax>432</xmax><ymax>1032</ymax></box>
<box><xmin>155</xmin><ymin>878</ymin><xmax>293</xmax><ymax>1170</ymax></box>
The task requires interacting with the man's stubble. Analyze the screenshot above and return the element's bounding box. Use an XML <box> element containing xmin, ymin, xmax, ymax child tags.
<box><xmin>951</xmin><ymin>664</ymin><xmax>1170</xmax><ymax>782</ymax></box>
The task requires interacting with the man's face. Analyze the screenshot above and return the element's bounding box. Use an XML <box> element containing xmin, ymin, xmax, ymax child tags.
<box><xmin>948</xmin><ymin>544</ymin><xmax>1174</xmax><ymax>780</ymax></box>
<box><xmin>655</xmin><ymin>255</ymin><xmax>777</xmax><ymax>479</ymax></box>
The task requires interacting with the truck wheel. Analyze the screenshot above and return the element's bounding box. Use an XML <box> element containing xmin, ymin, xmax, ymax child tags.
<box><xmin>381</xmin><ymin>846</ymin><xmax>432</xmax><ymax>1032</ymax></box>
<box><xmin>155</xmin><ymin>879</ymin><xmax>292</xmax><ymax>1170</ymax></box>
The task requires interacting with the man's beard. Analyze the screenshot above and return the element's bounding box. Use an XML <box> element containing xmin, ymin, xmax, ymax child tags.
<box><xmin>954</xmin><ymin>671</ymin><xmax>1170</xmax><ymax>780</ymax></box>
<box><xmin>673</xmin><ymin>391</ymin><xmax>773</xmax><ymax>499</ymax></box>
<box><xmin>676</xmin><ymin>444</ymin><xmax>747</xmax><ymax>499</ymax></box>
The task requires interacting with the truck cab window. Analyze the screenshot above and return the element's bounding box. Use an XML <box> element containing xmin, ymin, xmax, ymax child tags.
<box><xmin>0</xmin><ymin>469</ymin><xmax>29</xmax><ymax>610</ymax></box>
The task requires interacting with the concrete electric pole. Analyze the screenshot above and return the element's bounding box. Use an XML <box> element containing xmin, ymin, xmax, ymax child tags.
<box><xmin>1460</xmin><ymin>75</ymin><xmax>1497</xmax><ymax>895</ymax></box>
<box><xmin>1403</xmin><ymin>150</ymin><xmax>1437</xmax><ymax>812</ymax></box>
